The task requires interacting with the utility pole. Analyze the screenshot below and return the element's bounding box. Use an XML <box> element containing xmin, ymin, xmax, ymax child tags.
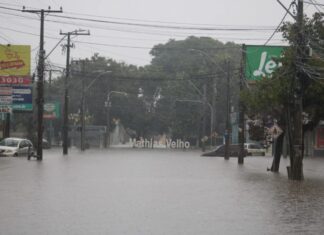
<box><xmin>104</xmin><ymin>91</ymin><xmax>111</xmax><ymax>148</ymax></box>
<box><xmin>211</xmin><ymin>76</ymin><xmax>217</xmax><ymax>147</ymax></box>
<box><xmin>80</xmin><ymin>61</ymin><xmax>86</xmax><ymax>151</ymax></box>
<box><xmin>224</xmin><ymin>60</ymin><xmax>231</xmax><ymax>160</ymax></box>
<box><xmin>22</xmin><ymin>7</ymin><xmax>62</xmax><ymax>160</ymax></box>
<box><xmin>201</xmin><ymin>83</ymin><xmax>207</xmax><ymax>152</ymax></box>
<box><xmin>60</xmin><ymin>30</ymin><xmax>90</xmax><ymax>155</ymax></box>
<box><xmin>238</xmin><ymin>45</ymin><xmax>246</xmax><ymax>164</ymax></box>
<box><xmin>289</xmin><ymin>0</ymin><xmax>305</xmax><ymax>180</ymax></box>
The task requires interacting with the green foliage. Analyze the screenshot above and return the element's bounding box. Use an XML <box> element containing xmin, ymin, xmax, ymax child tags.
<box><xmin>43</xmin><ymin>37</ymin><xmax>241</xmax><ymax>141</ymax></box>
<box><xmin>242</xmin><ymin>13</ymin><xmax>324</xmax><ymax>137</ymax></box>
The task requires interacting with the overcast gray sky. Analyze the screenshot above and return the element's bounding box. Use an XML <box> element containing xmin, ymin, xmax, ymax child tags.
<box><xmin>0</xmin><ymin>0</ymin><xmax>319</xmax><ymax>72</ymax></box>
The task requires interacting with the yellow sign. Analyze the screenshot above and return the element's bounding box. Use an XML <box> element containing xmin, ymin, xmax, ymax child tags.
<box><xmin>0</xmin><ymin>45</ymin><xmax>30</xmax><ymax>76</ymax></box>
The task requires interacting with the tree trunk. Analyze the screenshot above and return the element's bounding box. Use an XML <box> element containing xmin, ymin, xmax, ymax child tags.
<box><xmin>270</xmin><ymin>132</ymin><xmax>284</xmax><ymax>172</ymax></box>
<box><xmin>290</xmin><ymin>155</ymin><xmax>304</xmax><ymax>180</ymax></box>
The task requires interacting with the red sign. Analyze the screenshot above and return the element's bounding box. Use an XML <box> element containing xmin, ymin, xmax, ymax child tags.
<box><xmin>0</xmin><ymin>76</ymin><xmax>31</xmax><ymax>85</ymax></box>
<box><xmin>0</xmin><ymin>60</ymin><xmax>25</xmax><ymax>70</ymax></box>
<box><xmin>317</xmin><ymin>127</ymin><xmax>324</xmax><ymax>148</ymax></box>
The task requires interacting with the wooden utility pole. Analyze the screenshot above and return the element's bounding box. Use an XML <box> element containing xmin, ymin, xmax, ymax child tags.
<box><xmin>22</xmin><ymin>7</ymin><xmax>63</xmax><ymax>160</ymax></box>
<box><xmin>60</xmin><ymin>30</ymin><xmax>90</xmax><ymax>155</ymax></box>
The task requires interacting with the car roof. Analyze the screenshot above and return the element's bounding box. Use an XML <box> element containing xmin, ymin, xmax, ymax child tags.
<box><xmin>3</xmin><ymin>137</ymin><xmax>28</xmax><ymax>141</ymax></box>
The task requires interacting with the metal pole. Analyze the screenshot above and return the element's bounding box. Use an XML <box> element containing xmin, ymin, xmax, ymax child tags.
<box><xmin>202</xmin><ymin>83</ymin><xmax>207</xmax><ymax>152</ymax></box>
<box><xmin>211</xmin><ymin>76</ymin><xmax>217</xmax><ymax>147</ymax></box>
<box><xmin>225</xmin><ymin>60</ymin><xmax>231</xmax><ymax>160</ymax></box>
<box><xmin>105</xmin><ymin>96</ymin><xmax>110</xmax><ymax>148</ymax></box>
<box><xmin>207</xmin><ymin>103</ymin><xmax>213</xmax><ymax>149</ymax></box>
<box><xmin>80</xmin><ymin>76</ymin><xmax>85</xmax><ymax>151</ymax></box>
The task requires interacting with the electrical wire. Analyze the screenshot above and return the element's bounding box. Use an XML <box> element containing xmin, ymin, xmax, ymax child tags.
<box><xmin>0</xmin><ymin>2</ymin><xmax>277</xmax><ymax>29</ymax></box>
<box><xmin>48</xmin><ymin>14</ymin><xmax>276</xmax><ymax>31</ymax></box>
<box><xmin>0</xmin><ymin>4</ymin><xmax>276</xmax><ymax>32</ymax></box>
<box><xmin>304</xmin><ymin>1</ymin><xmax>324</xmax><ymax>7</ymax></box>
<box><xmin>310</xmin><ymin>0</ymin><xmax>322</xmax><ymax>12</ymax></box>
<box><xmin>0</xmin><ymin>10</ymin><xmax>277</xmax><ymax>40</ymax></box>
<box><xmin>264</xmin><ymin>1</ymin><xmax>294</xmax><ymax>45</ymax></box>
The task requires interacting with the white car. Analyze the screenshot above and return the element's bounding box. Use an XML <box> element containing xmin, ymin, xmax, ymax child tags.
<box><xmin>0</xmin><ymin>138</ymin><xmax>34</xmax><ymax>157</ymax></box>
<box><xmin>244</xmin><ymin>143</ymin><xmax>266</xmax><ymax>156</ymax></box>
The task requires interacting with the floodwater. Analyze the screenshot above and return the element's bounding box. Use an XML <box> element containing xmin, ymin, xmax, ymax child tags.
<box><xmin>0</xmin><ymin>148</ymin><xmax>323</xmax><ymax>235</ymax></box>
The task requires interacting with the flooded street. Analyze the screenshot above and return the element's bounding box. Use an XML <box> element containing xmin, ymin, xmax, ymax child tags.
<box><xmin>0</xmin><ymin>148</ymin><xmax>323</xmax><ymax>235</ymax></box>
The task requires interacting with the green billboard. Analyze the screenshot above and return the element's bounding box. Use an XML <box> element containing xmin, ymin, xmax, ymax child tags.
<box><xmin>245</xmin><ymin>45</ymin><xmax>285</xmax><ymax>81</ymax></box>
<box><xmin>44</xmin><ymin>102</ymin><xmax>60</xmax><ymax>119</ymax></box>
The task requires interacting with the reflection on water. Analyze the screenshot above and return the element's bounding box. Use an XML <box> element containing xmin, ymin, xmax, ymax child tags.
<box><xmin>0</xmin><ymin>149</ymin><xmax>323</xmax><ymax>235</ymax></box>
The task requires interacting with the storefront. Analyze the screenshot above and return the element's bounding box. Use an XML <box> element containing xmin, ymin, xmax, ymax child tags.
<box><xmin>314</xmin><ymin>123</ymin><xmax>324</xmax><ymax>156</ymax></box>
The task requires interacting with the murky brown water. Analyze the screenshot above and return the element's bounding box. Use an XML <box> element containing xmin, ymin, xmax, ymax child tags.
<box><xmin>0</xmin><ymin>148</ymin><xmax>323</xmax><ymax>235</ymax></box>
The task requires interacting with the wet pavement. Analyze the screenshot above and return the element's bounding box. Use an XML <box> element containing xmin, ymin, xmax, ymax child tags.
<box><xmin>0</xmin><ymin>148</ymin><xmax>323</xmax><ymax>235</ymax></box>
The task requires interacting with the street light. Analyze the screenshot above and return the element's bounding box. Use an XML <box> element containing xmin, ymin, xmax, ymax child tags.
<box><xmin>175</xmin><ymin>99</ymin><xmax>214</xmax><ymax>150</ymax></box>
<box><xmin>104</xmin><ymin>91</ymin><xmax>128</xmax><ymax>148</ymax></box>
<box><xmin>80</xmin><ymin>70</ymin><xmax>111</xmax><ymax>151</ymax></box>
<box><xmin>188</xmin><ymin>49</ymin><xmax>235</xmax><ymax>159</ymax></box>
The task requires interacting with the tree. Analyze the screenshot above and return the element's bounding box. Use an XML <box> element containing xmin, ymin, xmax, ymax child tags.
<box><xmin>242</xmin><ymin>13</ymin><xmax>324</xmax><ymax>178</ymax></box>
<box><xmin>149</xmin><ymin>36</ymin><xmax>241</xmax><ymax>144</ymax></box>
<box><xmin>45</xmin><ymin>37</ymin><xmax>241</xmax><ymax>147</ymax></box>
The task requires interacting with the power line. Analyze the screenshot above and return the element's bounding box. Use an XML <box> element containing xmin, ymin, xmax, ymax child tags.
<box><xmin>264</xmin><ymin>2</ymin><xmax>293</xmax><ymax>45</ymax></box>
<box><xmin>304</xmin><ymin>0</ymin><xmax>324</xmax><ymax>6</ymax></box>
<box><xmin>0</xmin><ymin>5</ymin><xmax>21</xmax><ymax>11</ymax></box>
<box><xmin>63</xmin><ymin>10</ymin><xmax>276</xmax><ymax>28</ymax></box>
<box><xmin>48</xmin><ymin>14</ymin><xmax>277</xmax><ymax>31</ymax></box>
<box><xmin>0</xmin><ymin>24</ymin><xmax>248</xmax><ymax>51</ymax></box>
<box><xmin>0</xmin><ymin>2</ymin><xmax>277</xmax><ymax>29</ymax></box>
<box><xmin>0</xmin><ymin>10</ymin><xmax>272</xmax><ymax>40</ymax></box>
<box><xmin>310</xmin><ymin>0</ymin><xmax>323</xmax><ymax>12</ymax></box>
<box><xmin>0</xmin><ymin>4</ymin><xmax>276</xmax><ymax>32</ymax></box>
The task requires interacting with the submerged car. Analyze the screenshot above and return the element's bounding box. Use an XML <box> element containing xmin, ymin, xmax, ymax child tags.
<box><xmin>244</xmin><ymin>143</ymin><xmax>266</xmax><ymax>156</ymax></box>
<box><xmin>0</xmin><ymin>138</ymin><xmax>34</xmax><ymax>157</ymax></box>
<box><xmin>202</xmin><ymin>144</ymin><xmax>248</xmax><ymax>157</ymax></box>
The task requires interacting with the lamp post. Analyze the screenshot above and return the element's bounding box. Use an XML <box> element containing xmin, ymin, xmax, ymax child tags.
<box><xmin>104</xmin><ymin>91</ymin><xmax>127</xmax><ymax>148</ymax></box>
<box><xmin>80</xmin><ymin>70</ymin><xmax>111</xmax><ymax>151</ymax></box>
<box><xmin>188</xmin><ymin>49</ymin><xmax>236</xmax><ymax>158</ymax></box>
<box><xmin>188</xmin><ymin>49</ymin><xmax>221</xmax><ymax>149</ymax></box>
<box><xmin>175</xmin><ymin>99</ymin><xmax>214</xmax><ymax>149</ymax></box>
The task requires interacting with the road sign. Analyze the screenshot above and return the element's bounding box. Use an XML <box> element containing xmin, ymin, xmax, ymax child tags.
<box><xmin>12</xmin><ymin>86</ymin><xmax>33</xmax><ymax>111</ymax></box>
